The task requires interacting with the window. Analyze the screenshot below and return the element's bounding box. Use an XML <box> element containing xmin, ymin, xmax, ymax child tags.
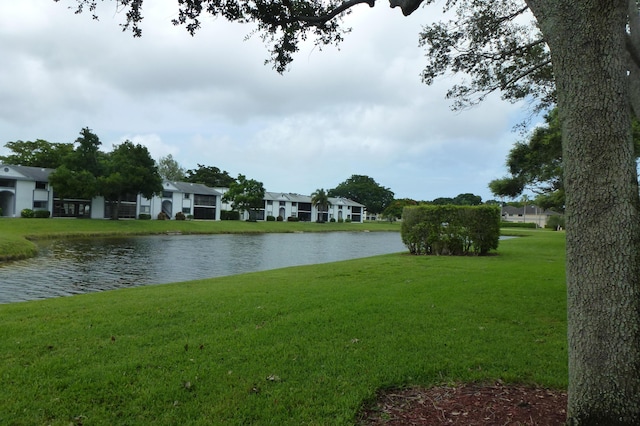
<box><xmin>267</xmin><ymin>200</ymin><xmax>273</xmax><ymax>205</ymax></box>
<box><xmin>182</xmin><ymin>207</ymin><xmax>191</xmax><ymax>214</ymax></box>
<box><xmin>0</xmin><ymin>179</ymin><xmax>15</xmax><ymax>188</ymax></box>
<box><xmin>184</xmin><ymin>193</ymin><xmax>190</xmax><ymax>199</ymax></box>
<box><xmin>35</xmin><ymin>181</ymin><xmax>47</xmax><ymax>190</ymax></box>
<box><xmin>279</xmin><ymin>201</ymin><xmax>286</xmax><ymax>207</ymax></box>
<box><xmin>140</xmin><ymin>205</ymin><xmax>150</xmax><ymax>214</ymax></box>
<box><xmin>162</xmin><ymin>191</ymin><xmax>172</xmax><ymax>198</ymax></box>
<box><xmin>33</xmin><ymin>201</ymin><xmax>47</xmax><ymax>209</ymax></box>
<box><xmin>194</xmin><ymin>194</ymin><xmax>216</xmax><ymax>206</ymax></box>
<box><xmin>292</xmin><ymin>202</ymin><xmax>297</xmax><ymax>207</ymax></box>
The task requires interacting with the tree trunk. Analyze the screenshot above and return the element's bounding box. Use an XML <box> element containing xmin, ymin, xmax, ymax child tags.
<box><xmin>528</xmin><ymin>1</ymin><xmax>640</xmax><ymax>424</ymax></box>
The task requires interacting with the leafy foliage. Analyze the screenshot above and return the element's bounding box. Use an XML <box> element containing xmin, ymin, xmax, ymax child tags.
<box><xmin>56</xmin><ymin>0</ymin><xmax>371</xmax><ymax>73</ymax></box>
<box><xmin>222</xmin><ymin>174</ymin><xmax>265</xmax><ymax>219</ymax></box>
<box><xmin>185</xmin><ymin>164</ymin><xmax>236</xmax><ymax>187</ymax></box>
<box><xmin>0</xmin><ymin>139</ymin><xmax>73</xmax><ymax>169</ymax></box>
<box><xmin>381</xmin><ymin>198</ymin><xmax>417</xmax><ymax>221</ymax></box>
<box><xmin>419</xmin><ymin>0</ymin><xmax>554</xmax><ymax>112</ymax></box>
<box><xmin>157</xmin><ymin>154</ymin><xmax>186</xmax><ymax>181</ymax></box>
<box><xmin>98</xmin><ymin>141</ymin><xmax>163</xmax><ymax>213</ymax></box>
<box><xmin>401</xmin><ymin>204</ymin><xmax>500</xmax><ymax>255</ymax></box>
<box><xmin>328</xmin><ymin>175</ymin><xmax>394</xmax><ymax>215</ymax></box>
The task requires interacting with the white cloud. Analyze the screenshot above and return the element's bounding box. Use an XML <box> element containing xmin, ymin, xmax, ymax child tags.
<box><xmin>0</xmin><ymin>0</ymin><xmax>532</xmax><ymax>201</ymax></box>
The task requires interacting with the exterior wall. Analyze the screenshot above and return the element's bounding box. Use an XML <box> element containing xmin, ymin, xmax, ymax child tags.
<box><xmin>501</xmin><ymin>205</ymin><xmax>557</xmax><ymax>228</ymax></box>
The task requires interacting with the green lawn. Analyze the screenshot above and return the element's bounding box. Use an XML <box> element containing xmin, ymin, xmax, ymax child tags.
<box><xmin>0</xmin><ymin>229</ymin><xmax>567</xmax><ymax>425</ymax></box>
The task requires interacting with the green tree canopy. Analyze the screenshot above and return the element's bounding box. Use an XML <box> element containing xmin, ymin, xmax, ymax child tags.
<box><xmin>185</xmin><ymin>164</ymin><xmax>236</xmax><ymax>187</ymax></box>
<box><xmin>328</xmin><ymin>175</ymin><xmax>394</xmax><ymax>215</ymax></box>
<box><xmin>0</xmin><ymin>139</ymin><xmax>73</xmax><ymax>169</ymax></box>
<box><xmin>222</xmin><ymin>174</ymin><xmax>265</xmax><ymax>221</ymax></box>
<box><xmin>98</xmin><ymin>140</ymin><xmax>163</xmax><ymax>219</ymax></box>
<box><xmin>157</xmin><ymin>154</ymin><xmax>186</xmax><ymax>181</ymax></box>
<box><xmin>66</xmin><ymin>127</ymin><xmax>105</xmax><ymax>176</ymax></box>
<box><xmin>381</xmin><ymin>198</ymin><xmax>417</xmax><ymax>221</ymax></box>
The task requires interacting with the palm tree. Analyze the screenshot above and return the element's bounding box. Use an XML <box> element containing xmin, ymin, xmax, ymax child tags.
<box><xmin>311</xmin><ymin>188</ymin><xmax>331</xmax><ymax>223</ymax></box>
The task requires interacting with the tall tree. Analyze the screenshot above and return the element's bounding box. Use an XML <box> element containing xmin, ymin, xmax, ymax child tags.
<box><xmin>381</xmin><ymin>198</ymin><xmax>417</xmax><ymax>221</ymax></box>
<box><xmin>222</xmin><ymin>174</ymin><xmax>266</xmax><ymax>221</ymax></box>
<box><xmin>185</xmin><ymin>164</ymin><xmax>236</xmax><ymax>187</ymax></box>
<box><xmin>0</xmin><ymin>139</ymin><xmax>73</xmax><ymax>169</ymax></box>
<box><xmin>66</xmin><ymin>127</ymin><xmax>105</xmax><ymax>177</ymax></box>
<box><xmin>157</xmin><ymin>154</ymin><xmax>186</xmax><ymax>181</ymax></box>
<box><xmin>311</xmin><ymin>188</ymin><xmax>331</xmax><ymax>222</ymax></box>
<box><xmin>98</xmin><ymin>140</ymin><xmax>163</xmax><ymax>219</ymax></box>
<box><xmin>58</xmin><ymin>0</ymin><xmax>640</xmax><ymax>422</ymax></box>
<box><xmin>328</xmin><ymin>175</ymin><xmax>394</xmax><ymax>215</ymax></box>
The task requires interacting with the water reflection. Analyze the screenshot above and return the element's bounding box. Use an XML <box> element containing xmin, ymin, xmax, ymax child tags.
<box><xmin>0</xmin><ymin>232</ymin><xmax>405</xmax><ymax>304</ymax></box>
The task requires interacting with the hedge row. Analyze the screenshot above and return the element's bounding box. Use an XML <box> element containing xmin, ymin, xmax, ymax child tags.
<box><xmin>401</xmin><ymin>205</ymin><xmax>500</xmax><ymax>256</ymax></box>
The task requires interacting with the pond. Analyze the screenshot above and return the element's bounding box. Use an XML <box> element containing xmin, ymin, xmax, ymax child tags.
<box><xmin>0</xmin><ymin>232</ymin><xmax>406</xmax><ymax>304</ymax></box>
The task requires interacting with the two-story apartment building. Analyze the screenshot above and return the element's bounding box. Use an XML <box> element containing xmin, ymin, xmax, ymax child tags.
<box><xmin>0</xmin><ymin>164</ymin><xmax>365</xmax><ymax>222</ymax></box>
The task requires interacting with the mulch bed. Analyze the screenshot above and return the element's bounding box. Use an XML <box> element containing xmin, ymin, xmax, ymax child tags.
<box><xmin>358</xmin><ymin>382</ymin><xmax>567</xmax><ymax>425</ymax></box>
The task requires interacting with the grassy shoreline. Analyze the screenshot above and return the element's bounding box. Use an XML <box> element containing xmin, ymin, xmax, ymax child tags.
<box><xmin>0</xmin><ymin>229</ymin><xmax>567</xmax><ymax>425</ymax></box>
<box><xmin>0</xmin><ymin>218</ymin><xmax>400</xmax><ymax>261</ymax></box>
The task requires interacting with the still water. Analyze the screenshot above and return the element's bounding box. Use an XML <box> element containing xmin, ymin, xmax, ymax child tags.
<box><xmin>0</xmin><ymin>232</ymin><xmax>405</xmax><ymax>304</ymax></box>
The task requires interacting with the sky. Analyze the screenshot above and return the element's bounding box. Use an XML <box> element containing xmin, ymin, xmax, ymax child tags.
<box><xmin>0</xmin><ymin>0</ymin><xmax>536</xmax><ymax>202</ymax></box>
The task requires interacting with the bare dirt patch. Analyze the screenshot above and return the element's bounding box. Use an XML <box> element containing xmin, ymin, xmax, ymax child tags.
<box><xmin>358</xmin><ymin>382</ymin><xmax>567</xmax><ymax>425</ymax></box>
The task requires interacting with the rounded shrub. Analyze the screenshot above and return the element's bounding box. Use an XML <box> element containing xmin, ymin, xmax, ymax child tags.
<box><xmin>157</xmin><ymin>212</ymin><xmax>168</xmax><ymax>220</ymax></box>
<box><xmin>266</xmin><ymin>215</ymin><xmax>276</xmax><ymax>222</ymax></box>
<box><xmin>138</xmin><ymin>213</ymin><xmax>151</xmax><ymax>220</ymax></box>
<box><xmin>21</xmin><ymin>209</ymin><xmax>34</xmax><ymax>218</ymax></box>
<box><xmin>33</xmin><ymin>210</ymin><xmax>51</xmax><ymax>218</ymax></box>
<box><xmin>175</xmin><ymin>212</ymin><xmax>186</xmax><ymax>221</ymax></box>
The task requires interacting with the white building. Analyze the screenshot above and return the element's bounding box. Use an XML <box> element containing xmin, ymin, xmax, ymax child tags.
<box><xmin>501</xmin><ymin>205</ymin><xmax>561</xmax><ymax>228</ymax></box>
<box><xmin>0</xmin><ymin>165</ymin><xmax>54</xmax><ymax>217</ymax></box>
<box><xmin>0</xmin><ymin>164</ymin><xmax>365</xmax><ymax>222</ymax></box>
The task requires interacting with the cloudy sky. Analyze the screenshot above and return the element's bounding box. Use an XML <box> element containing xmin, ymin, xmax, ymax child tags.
<box><xmin>0</xmin><ymin>0</ymin><xmax>535</xmax><ymax>202</ymax></box>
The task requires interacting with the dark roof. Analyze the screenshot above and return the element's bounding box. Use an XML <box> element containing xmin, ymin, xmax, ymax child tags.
<box><xmin>0</xmin><ymin>164</ymin><xmax>54</xmax><ymax>181</ymax></box>
<box><xmin>167</xmin><ymin>181</ymin><xmax>222</xmax><ymax>196</ymax></box>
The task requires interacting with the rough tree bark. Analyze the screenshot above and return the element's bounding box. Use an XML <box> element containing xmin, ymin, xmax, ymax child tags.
<box><xmin>528</xmin><ymin>1</ymin><xmax>640</xmax><ymax>424</ymax></box>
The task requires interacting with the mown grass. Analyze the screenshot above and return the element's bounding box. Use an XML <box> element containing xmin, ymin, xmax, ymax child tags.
<box><xmin>0</xmin><ymin>230</ymin><xmax>567</xmax><ymax>425</ymax></box>
<box><xmin>0</xmin><ymin>218</ymin><xmax>400</xmax><ymax>261</ymax></box>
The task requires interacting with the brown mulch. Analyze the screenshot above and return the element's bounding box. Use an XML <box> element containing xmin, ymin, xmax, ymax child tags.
<box><xmin>358</xmin><ymin>382</ymin><xmax>567</xmax><ymax>425</ymax></box>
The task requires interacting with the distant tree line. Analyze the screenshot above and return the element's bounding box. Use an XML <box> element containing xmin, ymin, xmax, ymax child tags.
<box><xmin>1</xmin><ymin>136</ymin><xmax>490</xmax><ymax>219</ymax></box>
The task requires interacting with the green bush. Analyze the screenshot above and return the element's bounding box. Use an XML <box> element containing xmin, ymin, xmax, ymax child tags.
<box><xmin>157</xmin><ymin>212</ymin><xmax>168</xmax><ymax>220</ymax></box>
<box><xmin>20</xmin><ymin>209</ymin><xmax>34</xmax><ymax>218</ymax></box>
<box><xmin>337</xmin><ymin>218</ymin><xmax>344</xmax><ymax>223</ymax></box>
<box><xmin>175</xmin><ymin>212</ymin><xmax>186</xmax><ymax>221</ymax></box>
<box><xmin>330</xmin><ymin>218</ymin><xmax>336</xmax><ymax>222</ymax></box>
<box><xmin>277</xmin><ymin>216</ymin><xmax>284</xmax><ymax>222</ymax></box>
<box><xmin>287</xmin><ymin>216</ymin><xmax>299</xmax><ymax>222</ymax></box>
<box><xmin>221</xmin><ymin>210</ymin><xmax>240</xmax><ymax>220</ymax></box>
<box><xmin>500</xmin><ymin>221</ymin><xmax>537</xmax><ymax>229</ymax></box>
<box><xmin>33</xmin><ymin>210</ymin><xmax>51</xmax><ymax>218</ymax></box>
<box><xmin>545</xmin><ymin>214</ymin><xmax>565</xmax><ymax>230</ymax></box>
<box><xmin>138</xmin><ymin>213</ymin><xmax>151</xmax><ymax>220</ymax></box>
<box><xmin>187</xmin><ymin>214</ymin><xmax>194</xmax><ymax>220</ymax></box>
<box><xmin>401</xmin><ymin>205</ymin><xmax>500</xmax><ymax>256</ymax></box>
<box><xmin>266</xmin><ymin>215</ymin><xmax>276</xmax><ymax>222</ymax></box>
<box><xmin>345</xmin><ymin>218</ymin><xmax>352</xmax><ymax>223</ymax></box>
